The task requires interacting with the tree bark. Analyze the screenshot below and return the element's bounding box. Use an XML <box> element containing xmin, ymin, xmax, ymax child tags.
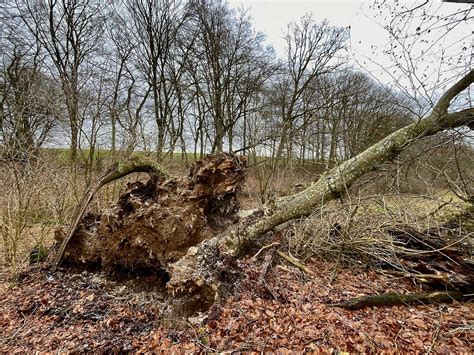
<box><xmin>234</xmin><ymin>71</ymin><xmax>474</xmax><ymax>254</ymax></box>
<box><xmin>56</xmin><ymin>71</ymin><xmax>473</xmax><ymax>315</ymax></box>
<box><xmin>166</xmin><ymin>70</ymin><xmax>473</xmax><ymax>302</ymax></box>
<box><xmin>329</xmin><ymin>291</ymin><xmax>466</xmax><ymax>310</ymax></box>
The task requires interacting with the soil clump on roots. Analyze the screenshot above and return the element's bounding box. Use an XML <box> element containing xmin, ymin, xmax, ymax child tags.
<box><xmin>60</xmin><ymin>153</ymin><xmax>247</xmax><ymax>289</ymax></box>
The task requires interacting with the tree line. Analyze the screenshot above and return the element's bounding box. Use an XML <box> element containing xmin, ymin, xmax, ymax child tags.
<box><xmin>0</xmin><ymin>0</ymin><xmax>427</xmax><ymax>168</ymax></box>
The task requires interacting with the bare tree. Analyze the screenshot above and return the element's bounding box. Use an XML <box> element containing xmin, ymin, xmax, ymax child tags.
<box><xmin>364</xmin><ymin>0</ymin><xmax>472</xmax><ymax>116</ymax></box>
<box><xmin>273</xmin><ymin>15</ymin><xmax>348</xmax><ymax>164</ymax></box>
<box><xmin>127</xmin><ymin>0</ymin><xmax>189</xmax><ymax>160</ymax></box>
<box><xmin>189</xmin><ymin>0</ymin><xmax>274</xmax><ymax>153</ymax></box>
<box><xmin>104</xmin><ymin>9</ymin><xmax>135</xmax><ymax>158</ymax></box>
<box><xmin>16</xmin><ymin>0</ymin><xmax>106</xmax><ymax>163</ymax></box>
<box><xmin>0</xmin><ymin>31</ymin><xmax>56</xmax><ymax>159</ymax></box>
<box><xmin>358</xmin><ymin>0</ymin><xmax>473</xmax><ymax>196</ymax></box>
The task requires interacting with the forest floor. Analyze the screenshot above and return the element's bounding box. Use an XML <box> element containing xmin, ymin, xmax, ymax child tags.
<box><xmin>1</xmin><ymin>154</ymin><xmax>473</xmax><ymax>352</ymax></box>
<box><xmin>1</xmin><ymin>256</ymin><xmax>472</xmax><ymax>353</ymax></box>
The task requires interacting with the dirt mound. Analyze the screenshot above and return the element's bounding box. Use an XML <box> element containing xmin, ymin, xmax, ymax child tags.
<box><xmin>61</xmin><ymin>153</ymin><xmax>247</xmax><ymax>274</ymax></box>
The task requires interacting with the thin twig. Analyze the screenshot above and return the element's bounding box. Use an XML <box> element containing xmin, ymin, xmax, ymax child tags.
<box><xmin>251</xmin><ymin>242</ymin><xmax>279</xmax><ymax>259</ymax></box>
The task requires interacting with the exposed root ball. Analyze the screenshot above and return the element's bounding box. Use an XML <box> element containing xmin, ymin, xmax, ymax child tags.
<box><xmin>62</xmin><ymin>153</ymin><xmax>247</xmax><ymax>274</ymax></box>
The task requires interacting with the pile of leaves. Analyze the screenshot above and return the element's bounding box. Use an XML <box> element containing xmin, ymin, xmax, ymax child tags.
<box><xmin>0</xmin><ymin>265</ymin><xmax>163</xmax><ymax>352</ymax></box>
<box><xmin>1</xmin><ymin>257</ymin><xmax>472</xmax><ymax>352</ymax></box>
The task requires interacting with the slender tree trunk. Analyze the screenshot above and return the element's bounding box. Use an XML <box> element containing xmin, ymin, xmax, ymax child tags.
<box><xmin>111</xmin><ymin>116</ymin><xmax>116</xmax><ymax>157</ymax></box>
<box><xmin>242</xmin><ymin>111</ymin><xmax>247</xmax><ymax>153</ymax></box>
<box><xmin>228</xmin><ymin>129</ymin><xmax>233</xmax><ymax>152</ymax></box>
<box><xmin>328</xmin><ymin>120</ymin><xmax>339</xmax><ymax>165</ymax></box>
<box><xmin>213</xmin><ymin>119</ymin><xmax>225</xmax><ymax>153</ymax></box>
<box><xmin>274</xmin><ymin>120</ymin><xmax>289</xmax><ymax>166</ymax></box>
<box><xmin>200</xmin><ymin>121</ymin><xmax>205</xmax><ymax>158</ymax></box>
<box><xmin>152</xmin><ymin>75</ymin><xmax>165</xmax><ymax>161</ymax></box>
<box><xmin>67</xmin><ymin>91</ymin><xmax>79</xmax><ymax>164</ymax></box>
<box><xmin>320</xmin><ymin>122</ymin><xmax>326</xmax><ymax>163</ymax></box>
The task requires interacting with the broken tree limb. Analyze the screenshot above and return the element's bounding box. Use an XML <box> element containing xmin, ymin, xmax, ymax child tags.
<box><xmin>276</xmin><ymin>250</ymin><xmax>313</xmax><ymax>275</ymax></box>
<box><xmin>52</xmin><ymin>158</ymin><xmax>169</xmax><ymax>271</ymax></box>
<box><xmin>386</xmin><ymin>271</ymin><xmax>452</xmax><ymax>284</ymax></box>
<box><xmin>329</xmin><ymin>291</ymin><xmax>466</xmax><ymax>310</ymax></box>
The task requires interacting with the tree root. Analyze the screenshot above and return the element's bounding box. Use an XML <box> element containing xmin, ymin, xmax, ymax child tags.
<box><xmin>52</xmin><ymin>158</ymin><xmax>169</xmax><ymax>271</ymax></box>
<box><xmin>329</xmin><ymin>290</ymin><xmax>467</xmax><ymax>310</ymax></box>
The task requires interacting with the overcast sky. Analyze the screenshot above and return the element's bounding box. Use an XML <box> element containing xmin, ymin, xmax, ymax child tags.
<box><xmin>227</xmin><ymin>0</ymin><xmax>376</xmax><ymax>57</ymax></box>
<box><xmin>227</xmin><ymin>2</ymin><xmax>471</xmax><ymax>70</ymax></box>
<box><xmin>227</xmin><ymin>0</ymin><xmax>471</xmax><ymax>54</ymax></box>
<box><xmin>227</xmin><ymin>0</ymin><xmax>472</xmax><ymax>108</ymax></box>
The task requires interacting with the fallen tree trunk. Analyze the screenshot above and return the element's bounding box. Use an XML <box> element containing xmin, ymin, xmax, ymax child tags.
<box><xmin>166</xmin><ymin>70</ymin><xmax>474</xmax><ymax>303</ymax></box>
<box><xmin>234</xmin><ymin>72</ymin><xmax>474</xmax><ymax>254</ymax></box>
<box><xmin>55</xmin><ymin>70</ymin><xmax>473</xmax><ymax>315</ymax></box>
<box><xmin>329</xmin><ymin>291</ymin><xmax>466</xmax><ymax>310</ymax></box>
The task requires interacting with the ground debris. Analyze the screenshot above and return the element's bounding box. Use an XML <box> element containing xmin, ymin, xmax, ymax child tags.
<box><xmin>0</xmin><ymin>264</ymin><xmax>162</xmax><ymax>352</ymax></box>
<box><xmin>1</xmin><ymin>258</ymin><xmax>472</xmax><ymax>353</ymax></box>
<box><xmin>386</xmin><ymin>220</ymin><xmax>474</xmax><ymax>292</ymax></box>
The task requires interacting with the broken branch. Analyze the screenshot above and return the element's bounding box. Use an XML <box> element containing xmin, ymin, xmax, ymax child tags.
<box><xmin>276</xmin><ymin>250</ymin><xmax>313</xmax><ymax>275</ymax></box>
<box><xmin>329</xmin><ymin>291</ymin><xmax>466</xmax><ymax>310</ymax></box>
<box><xmin>52</xmin><ymin>158</ymin><xmax>169</xmax><ymax>271</ymax></box>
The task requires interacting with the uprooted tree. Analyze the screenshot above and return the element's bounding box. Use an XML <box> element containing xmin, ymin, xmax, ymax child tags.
<box><xmin>54</xmin><ymin>70</ymin><xmax>473</xmax><ymax>314</ymax></box>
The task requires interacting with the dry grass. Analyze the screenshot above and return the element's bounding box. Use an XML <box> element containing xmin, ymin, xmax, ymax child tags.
<box><xmin>0</xmin><ymin>152</ymin><xmax>205</xmax><ymax>275</ymax></box>
<box><xmin>0</xmin><ymin>155</ymin><xmax>134</xmax><ymax>274</ymax></box>
<box><xmin>284</xmin><ymin>192</ymin><xmax>472</xmax><ymax>270</ymax></box>
<box><xmin>1</xmin><ymin>149</ymin><xmax>472</xmax><ymax>279</ymax></box>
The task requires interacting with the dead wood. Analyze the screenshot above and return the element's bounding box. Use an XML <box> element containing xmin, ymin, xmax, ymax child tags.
<box><xmin>52</xmin><ymin>158</ymin><xmax>169</xmax><ymax>271</ymax></box>
<box><xmin>276</xmin><ymin>251</ymin><xmax>313</xmax><ymax>275</ymax></box>
<box><xmin>330</xmin><ymin>291</ymin><xmax>466</xmax><ymax>310</ymax></box>
<box><xmin>384</xmin><ymin>214</ymin><xmax>474</xmax><ymax>292</ymax></box>
<box><xmin>54</xmin><ymin>70</ymin><xmax>473</xmax><ymax>316</ymax></box>
<box><xmin>164</xmin><ymin>70</ymin><xmax>474</xmax><ymax>305</ymax></box>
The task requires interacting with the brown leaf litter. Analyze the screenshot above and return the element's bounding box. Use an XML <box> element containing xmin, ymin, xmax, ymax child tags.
<box><xmin>1</xmin><ymin>257</ymin><xmax>472</xmax><ymax>353</ymax></box>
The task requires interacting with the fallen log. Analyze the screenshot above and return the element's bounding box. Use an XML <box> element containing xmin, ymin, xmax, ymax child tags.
<box><xmin>54</xmin><ymin>70</ymin><xmax>474</xmax><ymax>316</ymax></box>
<box><xmin>383</xmin><ymin>215</ymin><xmax>474</xmax><ymax>292</ymax></box>
<box><xmin>164</xmin><ymin>70</ymin><xmax>474</xmax><ymax>305</ymax></box>
<box><xmin>329</xmin><ymin>291</ymin><xmax>466</xmax><ymax>310</ymax></box>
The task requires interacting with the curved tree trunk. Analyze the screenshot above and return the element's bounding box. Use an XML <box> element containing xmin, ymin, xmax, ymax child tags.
<box><xmin>52</xmin><ymin>158</ymin><xmax>169</xmax><ymax>271</ymax></box>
